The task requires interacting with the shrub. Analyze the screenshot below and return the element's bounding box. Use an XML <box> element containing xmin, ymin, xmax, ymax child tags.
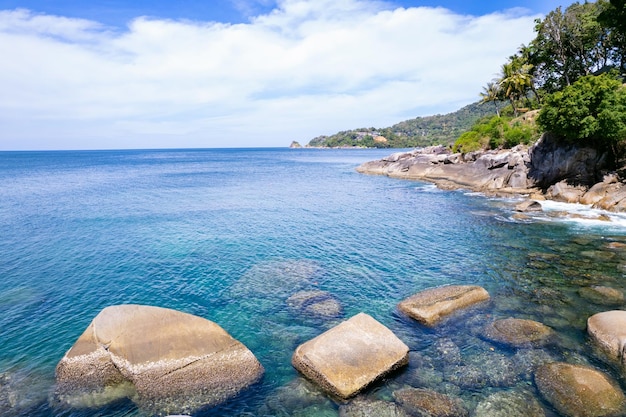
<box><xmin>537</xmin><ymin>73</ymin><xmax>626</xmax><ymax>152</ymax></box>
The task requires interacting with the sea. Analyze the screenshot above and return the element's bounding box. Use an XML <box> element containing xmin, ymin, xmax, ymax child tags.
<box><xmin>1</xmin><ymin>147</ymin><xmax>626</xmax><ymax>417</ymax></box>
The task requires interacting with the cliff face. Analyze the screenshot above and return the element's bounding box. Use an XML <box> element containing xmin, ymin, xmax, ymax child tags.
<box><xmin>356</xmin><ymin>135</ymin><xmax>626</xmax><ymax>212</ymax></box>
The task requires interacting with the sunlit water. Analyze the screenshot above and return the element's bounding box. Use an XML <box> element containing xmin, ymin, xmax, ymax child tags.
<box><xmin>1</xmin><ymin>148</ymin><xmax>625</xmax><ymax>417</ymax></box>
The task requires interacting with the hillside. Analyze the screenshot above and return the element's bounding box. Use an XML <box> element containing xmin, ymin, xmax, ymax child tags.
<box><xmin>307</xmin><ymin>101</ymin><xmax>499</xmax><ymax>148</ymax></box>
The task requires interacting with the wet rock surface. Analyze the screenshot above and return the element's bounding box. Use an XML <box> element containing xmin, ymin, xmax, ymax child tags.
<box><xmin>55</xmin><ymin>304</ymin><xmax>264</xmax><ymax>415</ymax></box>
<box><xmin>579</xmin><ymin>286</ymin><xmax>625</xmax><ymax>306</ymax></box>
<box><xmin>534</xmin><ymin>362</ymin><xmax>626</xmax><ymax>417</ymax></box>
<box><xmin>398</xmin><ymin>285</ymin><xmax>490</xmax><ymax>326</ymax></box>
<box><xmin>292</xmin><ymin>313</ymin><xmax>409</xmax><ymax>399</ymax></box>
<box><xmin>587</xmin><ymin>310</ymin><xmax>626</xmax><ymax>372</ymax></box>
<box><xmin>482</xmin><ymin>318</ymin><xmax>555</xmax><ymax>348</ymax></box>
<box><xmin>393</xmin><ymin>387</ymin><xmax>468</xmax><ymax>417</ymax></box>
<box><xmin>357</xmin><ymin>134</ymin><xmax>626</xmax><ymax>212</ymax></box>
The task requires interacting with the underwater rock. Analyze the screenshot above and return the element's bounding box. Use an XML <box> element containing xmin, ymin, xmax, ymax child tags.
<box><xmin>339</xmin><ymin>397</ymin><xmax>408</xmax><ymax>417</ymax></box>
<box><xmin>229</xmin><ymin>259</ymin><xmax>321</xmax><ymax>299</ymax></box>
<box><xmin>534</xmin><ymin>362</ymin><xmax>626</xmax><ymax>417</ymax></box>
<box><xmin>292</xmin><ymin>313</ymin><xmax>409</xmax><ymax>399</ymax></box>
<box><xmin>446</xmin><ymin>352</ymin><xmax>518</xmax><ymax>389</ymax></box>
<box><xmin>474</xmin><ymin>389</ymin><xmax>545</xmax><ymax>417</ymax></box>
<box><xmin>397</xmin><ymin>285</ymin><xmax>490</xmax><ymax>326</ymax></box>
<box><xmin>393</xmin><ymin>387</ymin><xmax>468</xmax><ymax>417</ymax></box>
<box><xmin>55</xmin><ymin>304</ymin><xmax>264</xmax><ymax>415</ymax></box>
<box><xmin>259</xmin><ymin>378</ymin><xmax>334</xmax><ymax>417</ymax></box>
<box><xmin>579</xmin><ymin>286</ymin><xmax>625</xmax><ymax>306</ymax></box>
<box><xmin>287</xmin><ymin>290</ymin><xmax>343</xmax><ymax>320</ymax></box>
<box><xmin>512</xmin><ymin>348</ymin><xmax>558</xmax><ymax>380</ymax></box>
<box><xmin>482</xmin><ymin>318</ymin><xmax>555</xmax><ymax>348</ymax></box>
<box><xmin>587</xmin><ymin>310</ymin><xmax>626</xmax><ymax>372</ymax></box>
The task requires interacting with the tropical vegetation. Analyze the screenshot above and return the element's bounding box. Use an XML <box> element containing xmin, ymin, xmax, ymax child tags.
<box><xmin>454</xmin><ymin>0</ymin><xmax>626</xmax><ymax>157</ymax></box>
<box><xmin>307</xmin><ymin>0</ymin><xmax>626</xmax><ymax>154</ymax></box>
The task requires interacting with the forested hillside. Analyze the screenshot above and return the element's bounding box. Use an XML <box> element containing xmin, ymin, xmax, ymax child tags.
<box><xmin>306</xmin><ymin>101</ymin><xmax>499</xmax><ymax>148</ymax></box>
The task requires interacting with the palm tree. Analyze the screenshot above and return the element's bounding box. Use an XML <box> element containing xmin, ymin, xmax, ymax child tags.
<box><xmin>499</xmin><ymin>60</ymin><xmax>534</xmax><ymax>116</ymax></box>
<box><xmin>479</xmin><ymin>81</ymin><xmax>502</xmax><ymax>117</ymax></box>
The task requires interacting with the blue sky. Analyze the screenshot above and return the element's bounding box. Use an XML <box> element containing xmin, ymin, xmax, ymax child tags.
<box><xmin>0</xmin><ymin>0</ymin><xmax>565</xmax><ymax>150</ymax></box>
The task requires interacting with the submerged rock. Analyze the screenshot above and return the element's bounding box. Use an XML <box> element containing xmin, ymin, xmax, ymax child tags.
<box><xmin>474</xmin><ymin>389</ymin><xmax>545</xmax><ymax>417</ymax></box>
<box><xmin>398</xmin><ymin>285</ymin><xmax>490</xmax><ymax>326</ymax></box>
<box><xmin>579</xmin><ymin>286</ymin><xmax>625</xmax><ymax>306</ymax></box>
<box><xmin>482</xmin><ymin>318</ymin><xmax>555</xmax><ymax>348</ymax></box>
<box><xmin>339</xmin><ymin>397</ymin><xmax>408</xmax><ymax>417</ymax></box>
<box><xmin>55</xmin><ymin>304</ymin><xmax>264</xmax><ymax>415</ymax></box>
<box><xmin>534</xmin><ymin>362</ymin><xmax>626</xmax><ymax>417</ymax></box>
<box><xmin>291</xmin><ymin>313</ymin><xmax>409</xmax><ymax>399</ymax></box>
<box><xmin>393</xmin><ymin>387</ymin><xmax>468</xmax><ymax>417</ymax></box>
<box><xmin>287</xmin><ymin>290</ymin><xmax>343</xmax><ymax>320</ymax></box>
<box><xmin>587</xmin><ymin>310</ymin><xmax>626</xmax><ymax>372</ymax></box>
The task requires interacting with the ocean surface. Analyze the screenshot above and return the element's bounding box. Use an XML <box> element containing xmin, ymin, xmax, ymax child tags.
<box><xmin>1</xmin><ymin>147</ymin><xmax>626</xmax><ymax>417</ymax></box>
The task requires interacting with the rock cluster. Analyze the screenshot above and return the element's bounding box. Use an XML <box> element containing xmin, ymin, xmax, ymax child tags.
<box><xmin>357</xmin><ymin>134</ymin><xmax>626</xmax><ymax>211</ymax></box>
<box><xmin>54</xmin><ymin>289</ymin><xmax>626</xmax><ymax>416</ymax></box>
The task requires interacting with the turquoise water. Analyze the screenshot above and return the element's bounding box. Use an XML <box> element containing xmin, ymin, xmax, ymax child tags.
<box><xmin>1</xmin><ymin>148</ymin><xmax>625</xmax><ymax>416</ymax></box>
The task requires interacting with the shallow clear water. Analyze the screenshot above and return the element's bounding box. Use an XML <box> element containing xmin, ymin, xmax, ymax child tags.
<box><xmin>1</xmin><ymin>148</ymin><xmax>625</xmax><ymax>417</ymax></box>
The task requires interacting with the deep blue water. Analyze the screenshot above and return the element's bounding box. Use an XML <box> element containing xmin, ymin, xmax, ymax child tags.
<box><xmin>1</xmin><ymin>148</ymin><xmax>626</xmax><ymax>417</ymax></box>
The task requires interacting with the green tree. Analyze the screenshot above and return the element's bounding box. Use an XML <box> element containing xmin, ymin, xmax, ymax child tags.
<box><xmin>531</xmin><ymin>1</ymin><xmax>612</xmax><ymax>92</ymax></box>
<box><xmin>598</xmin><ymin>0</ymin><xmax>626</xmax><ymax>73</ymax></box>
<box><xmin>499</xmin><ymin>57</ymin><xmax>535</xmax><ymax>116</ymax></box>
<box><xmin>537</xmin><ymin>73</ymin><xmax>626</xmax><ymax>161</ymax></box>
<box><xmin>479</xmin><ymin>81</ymin><xmax>502</xmax><ymax>117</ymax></box>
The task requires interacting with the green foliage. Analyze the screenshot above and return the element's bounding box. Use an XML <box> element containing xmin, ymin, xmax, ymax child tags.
<box><xmin>452</xmin><ymin>131</ymin><xmax>486</xmax><ymax>153</ymax></box>
<box><xmin>537</xmin><ymin>73</ymin><xmax>626</xmax><ymax>150</ymax></box>
<box><xmin>530</xmin><ymin>1</ymin><xmax>614</xmax><ymax>92</ymax></box>
<box><xmin>307</xmin><ymin>101</ymin><xmax>498</xmax><ymax>148</ymax></box>
<box><xmin>452</xmin><ymin>115</ymin><xmax>539</xmax><ymax>153</ymax></box>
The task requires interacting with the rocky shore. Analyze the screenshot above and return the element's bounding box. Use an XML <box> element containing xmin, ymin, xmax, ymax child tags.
<box><xmin>356</xmin><ymin>134</ymin><xmax>626</xmax><ymax>212</ymax></box>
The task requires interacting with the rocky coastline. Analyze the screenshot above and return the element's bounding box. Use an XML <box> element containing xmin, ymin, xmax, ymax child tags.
<box><xmin>356</xmin><ymin>134</ymin><xmax>626</xmax><ymax>213</ymax></box>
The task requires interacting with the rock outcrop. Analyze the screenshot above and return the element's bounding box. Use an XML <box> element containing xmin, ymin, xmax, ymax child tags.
<box><xmin>398</xmin><ymin>285</ymin><xmax>490</xmax><ymax>326</ymax></box>
<box><xmin>587</xmin><ymin>310</ymin><xmax>626</xmax><ymax>372</ymax></box>
<box><xmin>291</xmin><ymin>313</ymin><xmax>409</xmax><ymax>399</ymax></box>
<box><xmin>357</xmin><ymin>134</ymin><xmax>626</xmax><ymax>211</ymax></box>
<box><xmin>55</xmin><ymin>305</ymin><xmax>264</xmax><ymax>415</ymax></box>
<box><xmin>534</xmin><ymin>362</ymin><xmax>626</xmax><ymax>417</ymax></box>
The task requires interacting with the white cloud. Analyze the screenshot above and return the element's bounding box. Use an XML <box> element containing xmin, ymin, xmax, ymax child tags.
<box><xmin>0</xmin><ymin>1</ymin><xmax>539</xmax><ymax>149</ymax></box>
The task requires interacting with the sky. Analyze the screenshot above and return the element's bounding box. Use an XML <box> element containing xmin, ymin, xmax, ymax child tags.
<box><xmin>0</xmin><ymin>0</ymin><xmax>566</xmax><ymax>150</ymax></box>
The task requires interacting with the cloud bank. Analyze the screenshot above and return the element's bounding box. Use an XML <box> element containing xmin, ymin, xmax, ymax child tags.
<box><xmin>0</xmin><ymin>0</ymin><xmax>539</xmax><ymax>149</ymax></box>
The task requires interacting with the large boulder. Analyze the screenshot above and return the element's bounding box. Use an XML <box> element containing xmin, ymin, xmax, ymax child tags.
<box><xmin>482</xmin><ymin>318</ymin><xmax>555</xmax><ymax>348</ymax></box>
<box><xmin>291</xmin><ymin>313</ymin><xmax>409</xmax><ymax>399</ymax></box>
<box><xmin>587</xmin><ymin>310</ymin><xmax>626</xmax><ymax>371</ymax></box>
<box><xmin>534</xmin><ymin>362</ymin><xmax>626</xmax><ymax>417</ymax></box>
<box><xmin>398</xmin><ymin>285</ymin><xmax>490</xmax><ymax>326</ymax></box>
<box><xmin>55</xmin><ymin>305</ymin><xmax>264</xmax><ymax>415</ymax></box>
